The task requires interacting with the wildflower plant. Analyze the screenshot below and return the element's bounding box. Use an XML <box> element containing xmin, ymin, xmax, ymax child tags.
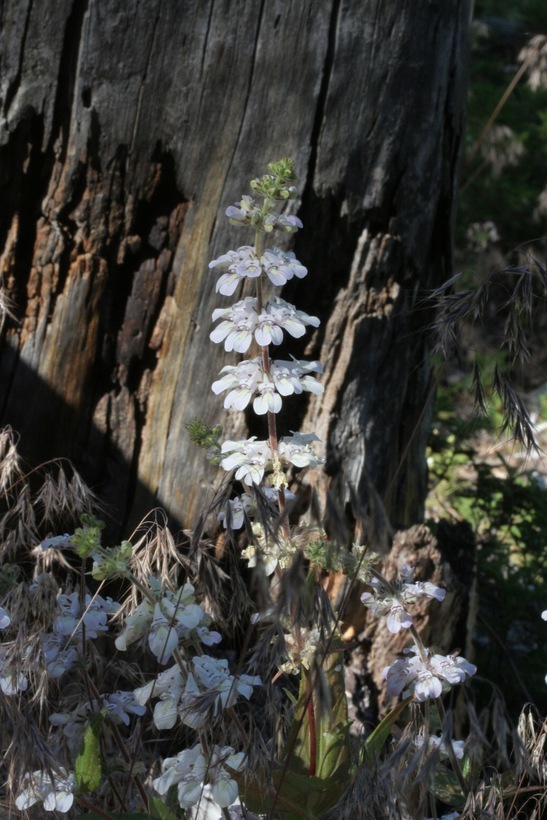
<box><xmin>3</xmin><ymin>160</ymin><xmax>544</xmax><ymax>819</ymax></box>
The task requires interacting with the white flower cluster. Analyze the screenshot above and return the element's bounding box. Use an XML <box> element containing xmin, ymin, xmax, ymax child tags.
<box><xmin>210</xmin><ymin>296</ymin><xmax>320</xmax><ymax>353</ymax></box>
<box><xmin>384</xmin><ymin>646</ymin><xmax>476</xmax><ymax>702</ymax></box>
<box><xmin>153</xmin><ymin>743</ymin><xmax>245</xmax><ymax>809</ymax></box>
<box><xmin>42</xmin><ymin>592</ymin><xmax>120</xmax><ymax>678</ymax></box>
<box><xmin>210</xmin><ymin>245</ymin><xmax>307</xmax><ymax>294</ymax></box>
<box><xmin>115</xmin><ymin>580</ymin><xmax>221</xmax><ymax>664</ymax></box>
<box><xmin>362</xmin><ymin>566</ymin><xmax>477</xmax><ymax>703</ymax></box>
<box><xmin>134</xmin><ymin>656</ymin><xmax>261</xmax><ymax>732</ymax></box>
<box><xmin>212</xmin><ymin>356</ymin><xmax>323</xmax><ymax>415</ymax></box>
<box><xmin>208</xmin><ymin>161</ymin><xmax>324</xmax><ymax>515</ymax></box>
<box><xmin>360</xmin><ymin>564</ymin><xmax>446</xmax><ymax>634</ymax></box>
<box><xmin>220</xmin><ymin>432</ymin><xmax>322</xmax><ymax>487</ymax></box>
<box><xmin>111</xmin><ymin>575</ymin><xmax>262</xmax><ymax>812</ymax></box>
<box><xmin>15</xmin><ymin>769</ymin><xmax>75</xmax><ymax>813</ymax></box>
<box><xmin>225</xmin><ymin>195</ymin><xmax>302</xmax><ymax>233</ymax></box>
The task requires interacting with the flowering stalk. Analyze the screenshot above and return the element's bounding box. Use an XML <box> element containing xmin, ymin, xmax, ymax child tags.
<box><xmin>210</xmin><ymin>158</ymin><xmax>324</xmax><ymax>573</ymax></box>
<box><xmin>361</xmin><ymin>562</ymin><xmax>476</xmax><ymax>801</ymax></box>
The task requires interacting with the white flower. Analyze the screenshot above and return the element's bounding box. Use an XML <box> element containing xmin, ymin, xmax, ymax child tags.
<box><xmin>400</xmin><ymin>565</ymin><xmax>446</xmax><ymax>603</ymax></box>
<box><xmin>196</xmin><ymin>624</ymin><xmax>222</xmax><ymax>646</ymax></box>
<box><xmin>0</xmin><ymin>664</ymin><xmax>28</xmax><ymax>695</ymax></box>
<box><xmin>264</xmin><ymin>212</ymin><xmax>303</xmax><ymax>233</ymax></box>
<box><xmin>430</xmin><ymin>653</ymin><xmax>477</xmax><ymax>684</ymax></box>
<box><xmin>134</xmin><ymin>664</ymin><xmax>186</xmax><ymax>731</ymax></box>
<box><xmin>210</xmin><ymin>297</ymin><xmax>259</xmax><ymax>353</ymax></box>
<box><xmin>103</xmin><ymin>691</ymin><xmax>147</xmax><ymax>725</ymax></box>
<box><xmin>415</xmin><ymin>734</ymin><xmax>465</xmax><ymax>759</ymax></box>
<box><xmin>46</xmin><ymin>647</ymin><xmax>79</xmax><ymax>679</ymax></box>
<box><xmin>220</xmin><ymin>438</ymin><xmax>272</xmax><ymax>485</ymax></box>
<box><xmin>414</xmin><ymin>669</ymin><xmax>443</xmax><ymax>700</ymax></box>
<box><xmin>148</xmin><ymin>603</ymin><xmax>180</xmax><ymax>664</ymax></box>
<box><xmin>261</xmin><ymin>248</ymin><xmax>307</xmax><ymax>285</ymax></box>
<box><xmin>225</xmin><ymin>195</ymin><xmax>261</xmax><ymax>227</ymax></box>
<box><xmin>15</xmin><ymin>770</ymin><xmax>75</xmax><ymax>813</ymax></box>
<box><xmin>386</xmin><ymin>604</ymin><xmax>414</xmax><ymax>634</ymax></box>
<box><xmin>115</xmin><ymin>600</ymin><xmax>154</xmax><ymax>651</ymax></box>
<box><xmin>279</xmin><ymin>432</ymin><xmax>323</xmax><ymax>469</ymax></box>
<box><xmin>253</xmin><ymin>373</ymin><xmax>282</xmax><ymax>414</ymax></box>
<box><xmin>218</xmin><ymin>494</ymin><xmax>254</xmax><ymax>529</ymax></box>
<box><xmin>0</xmin><ymin>606</ymin><xmax>10</xmax><ymax>629</ymax></box>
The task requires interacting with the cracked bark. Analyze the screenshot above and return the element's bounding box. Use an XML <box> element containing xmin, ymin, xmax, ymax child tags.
<box><xmin>0</xmin><ymin>1</ymin><xmax>471</xmax><ymax>539</ymax></box>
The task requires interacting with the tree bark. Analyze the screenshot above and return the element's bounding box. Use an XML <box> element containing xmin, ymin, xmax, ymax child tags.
<box><xmin>0</xmin><ymin>0</ymin><xmax>471</xmax><ymax>537</ymax></box>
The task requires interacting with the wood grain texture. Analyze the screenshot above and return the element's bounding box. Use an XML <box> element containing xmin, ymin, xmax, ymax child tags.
<box><xmin>0</xmin><ymin>0</ymin><xmax>471</xmax><ymax>535</ymax></box>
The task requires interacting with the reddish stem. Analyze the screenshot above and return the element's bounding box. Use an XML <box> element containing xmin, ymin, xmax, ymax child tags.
<box><xmin>255</xmin><ymin>232</ymin><xmax>290</xmax><ymax>539</ymax></box>
<box><xmin>305</xmin><ymin>669</ymin><xmax>317</xmax><ymax>777</ymax></box>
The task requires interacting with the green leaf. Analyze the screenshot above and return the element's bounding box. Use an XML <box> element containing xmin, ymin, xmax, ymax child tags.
<box><xmin>363</xmin><ymin>696</ymin><xmax>412</xmax><ymax>765</ymax></box>
<box><xmin>148</xmin><ymin>796</ymin><xmax>179</xmax><ymax>820</ymax></box>
<box><xmin>244</xmin><ymin>650</ymin><xmax>353</xmax><ymax>816</ymax></box>
<box><xmin>75</xmin><ymin>713</ymin><xmax>104</xmax><ymax>792</ymax></box>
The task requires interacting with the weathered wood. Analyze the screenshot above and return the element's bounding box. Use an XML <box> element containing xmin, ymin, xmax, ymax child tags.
<box><xmin>0</xmin><ymin>0</ymin><xmax>471</xmax><ymax>535</ymax></box>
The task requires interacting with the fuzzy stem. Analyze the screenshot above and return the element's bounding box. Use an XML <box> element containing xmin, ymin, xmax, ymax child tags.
<box><xmin>254</xmin><ymin>228</ymin><xmax>290</xmax><ymax>539</ymax></box>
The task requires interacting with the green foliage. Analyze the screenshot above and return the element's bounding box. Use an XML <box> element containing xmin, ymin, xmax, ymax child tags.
<box><xmin>185</xmin><ymin>418</ymin><xmax>222</xmax><ymax>462</ymax></box>
<box><xmin>91</xmin><ymin>540</ymin><xmax>133</xmax><ymax>581</ymax></box>
<box><xmin>362</xmin><ymin>697</ymin><xmax>412</xmax><ymax>767</ymax></box>
<box><xmin>427</xmin><ymin>379</ymin><xmax>547</xmax><ymax>712</ymax></box>
<box><xmin>71</xmin><ymin>515</ymin><xmax>106</xmax><ymax>559</ymax></box>
<box><xmin>75</xmin><ymin>712</ymin><xmax>104</xmax><ymax>793</ymax></box>
<box><xmin>458</xmin><ymin>1</ymin><xmax>547</xmax><ymax>254</ymax></box>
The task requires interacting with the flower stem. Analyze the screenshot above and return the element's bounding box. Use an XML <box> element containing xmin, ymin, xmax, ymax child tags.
<box><xmin>254</xmin><ymin>229</ymin><xmax>290</xmax><ymax>539</ymax></box>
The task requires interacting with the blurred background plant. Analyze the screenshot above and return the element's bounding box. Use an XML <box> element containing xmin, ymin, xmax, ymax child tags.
<box><xmin>427</xmin><ymin>0</ymin><xmax>547</xmax><ymax>729</ymax></box>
